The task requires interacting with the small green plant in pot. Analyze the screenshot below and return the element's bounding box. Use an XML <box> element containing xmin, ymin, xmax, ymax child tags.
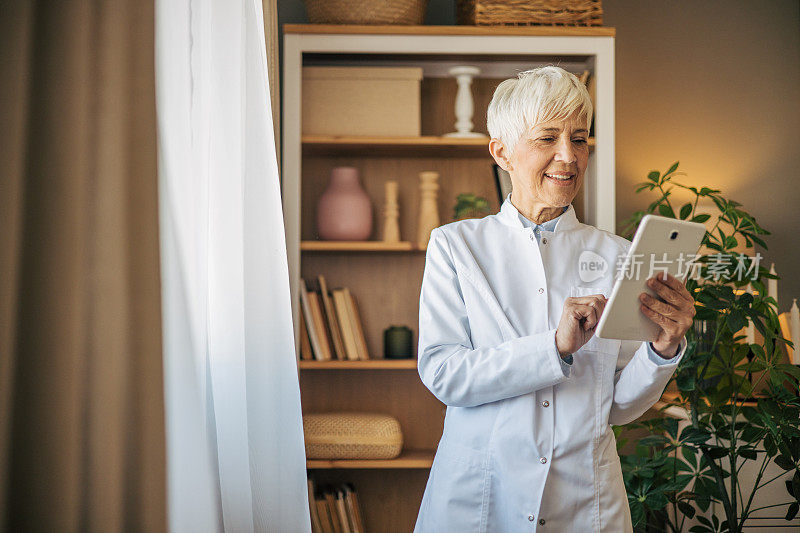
<box><xmin>615</xmin><ymin>162</ymin><xmax>800</xmax><ymax>532</ymax></box>
<box><xmin>453</xmin><ymin>193</ymin><xmax>491</xmax><ymax>221</ymax></box>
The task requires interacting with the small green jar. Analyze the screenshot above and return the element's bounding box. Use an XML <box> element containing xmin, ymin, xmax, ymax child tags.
<box><xmin>384</xmin><ymin>325</ymin><xmax>413</xmax><ymax>359</ymax></box>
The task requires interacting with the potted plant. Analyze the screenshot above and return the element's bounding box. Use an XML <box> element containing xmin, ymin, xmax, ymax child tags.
<box><xmin>452</xmin><ymin>193</ymin><xmax>491</xmax><ymax>221</ymax></box>
<box><xmin>615</xmin><ymin>162</ymin><xmax>800</xmax><ymax>532</ymax></box>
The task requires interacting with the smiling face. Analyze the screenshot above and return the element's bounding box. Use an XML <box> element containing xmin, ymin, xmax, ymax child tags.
<box><xmin>490</xmin><ymin>113</ymin><xmax>589</xmax><ymax>223</ymax></box>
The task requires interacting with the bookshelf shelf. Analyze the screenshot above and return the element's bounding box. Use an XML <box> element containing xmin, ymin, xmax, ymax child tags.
<box><xmin>301</xmin><ymin>241</ymin><xmax>426</xmax><ymax>252</ymax></box>
<box><xmin>299</xmin><ymin>359</ymin><xmax>417</xmax><ymax>370</ymax></box>
<box><xmin>302</xmin><ymin>135</ymin><xmax>593</xmax><ymax>157</ymax></box>
<box><xmin>306</xmin><ymin>449</ymin><xmax>435</xmax><ymax>469</ymax></box>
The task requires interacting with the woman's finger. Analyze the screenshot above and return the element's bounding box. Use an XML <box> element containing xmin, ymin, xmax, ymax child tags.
<box><xmin>651</xmin><ymin>273</ymin><xmax>694</xmax><ymax>304</ymax></box>
<box><xmin>571</xmin><ymin>302</ymin><xmax>600</xmax><ymax>329</ymax></box>
<box><xmin>639</xmin><ymin>292</ymin><xmax>681</xmax><ymax>319</ymax></box>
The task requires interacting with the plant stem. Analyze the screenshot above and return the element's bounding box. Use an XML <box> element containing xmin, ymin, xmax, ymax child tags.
<box><xmin>756</xmin><ymin>469</ymin><xmax>791</xmax><ymax>491</ymax></box>
<box><xmin>739</xmin><ymin>453</ymin><xmax>771</xmax><ymax>529</ymax></box>
<box><xmin>744</xmin><ymin>501</ymin><xmax>792</xmax><ymax>514</ymax></box>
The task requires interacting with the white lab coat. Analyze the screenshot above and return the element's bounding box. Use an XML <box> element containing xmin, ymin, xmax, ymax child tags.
<box><xmin>415</xmin><ymin>197</ymin><xmax>687</xmax><ymax>533</ymax></box>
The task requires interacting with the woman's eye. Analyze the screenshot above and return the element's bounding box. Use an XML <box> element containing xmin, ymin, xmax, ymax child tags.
<box><xmin>572</xmin><ymin>138</ymin><xmax>588</xmax><ymax>144</ymax></box>
<box><xmin>539</xmin><ymin>137</ymin><xmax>555</xmax><ymax>142</ymax></box>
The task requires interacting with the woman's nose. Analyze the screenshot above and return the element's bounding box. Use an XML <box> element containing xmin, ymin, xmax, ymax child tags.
<box><xmin>555</xmin><ymin>137</ymin><xmax>577</xmax><ymax>164</ymax></box>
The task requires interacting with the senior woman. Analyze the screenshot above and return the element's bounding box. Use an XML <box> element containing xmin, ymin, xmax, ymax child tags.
<box><xmin>414</xmin><ymin>66</ymin><xmax>695</xmax><ymax>532</ymax></box>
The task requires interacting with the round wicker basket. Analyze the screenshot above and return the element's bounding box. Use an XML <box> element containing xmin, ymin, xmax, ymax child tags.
<box><xmin>304</xmin><ymin>0</ymin><xmax>429</xmax><ymax>25</ymax></box>
<box><xmin>303</xmin><ymin>412</ymin><xmax>403</xmax><ymax>460</ymax></box>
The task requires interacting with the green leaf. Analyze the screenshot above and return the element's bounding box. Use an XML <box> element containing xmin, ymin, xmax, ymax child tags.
<box><xmin>645</xmin><ymin>491</ymin><xmax>669</xmax><ymax>510</ymax></box>
<box><xmin>677</xmin><ymin>500</ymin><xmax>696</xmax><ymax>519</ymax></box>
<box><xmin>680</xmin><ymin>203</ymin><xmax>693</xmax><ymax>220</ymax></box>
<box><xmin>750</xmin><ymin>234</ymin><xmax>767</xmax><ymax>248</ymax></box>
<box><xmin>726</xmin><ymin>310</ymin><xmax>747</xmax><ymax>334</ymax></box>
<box><xmin>659</xmin><ymin>203</ymin><xmax>676</xmax><ymax>218</ymax></box>
<box><xmin>793</xmin><ymin>471</ymin><xmax>800</xmax><ymax>503</ymax></box>
<box><xmin>691</xmin><ymin>213</ymin><xmax>711</xmax><ymax>223</ymax></box>
<box><xmin>775</xmin><ymin>454</ymin><xmax>797</xmax><ymax>471</ymax></box>
<box><xmin>787</xmin><ymin>502</ymin><xmax>799</xmax><ymax>520</ymax></box>
<box><xmin>706</xmin><ymin>446</ymin><xmax>728</xmax><ymax>460</ymax></box>
<box><xmin>676</xmin><ymin>373</ymin><xmax>696</xmax><ymax>392</ymax></box>
<box><xmin>665</xmin><ymin>161</ymin><xmax>680</xmax><ymax>176</ymax></box>
<box><xmin>647</xmin><ymin>171</ymin><xmax>660</xmax><ymax>183</ymax></box>
<box><xmin>739</xmin><ymin>448</ymin><xmax>758</xmax><ymax>460</ymax></box>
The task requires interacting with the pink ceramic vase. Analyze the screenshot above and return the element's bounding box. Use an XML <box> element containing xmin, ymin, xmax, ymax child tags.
<box><xmin>316</xmin><ymin>167</ymin><xmax>373</xmax><ymax>241</ymax></box>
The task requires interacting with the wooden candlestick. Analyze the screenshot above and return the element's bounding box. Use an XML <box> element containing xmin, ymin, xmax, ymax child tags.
<box><xmin>417</xmin><ymin>171</ymin><xmax>440</xmax><ymax>248</ymax></box>
<box><xmin>383</xmin><ymin>180</ymin><xmax>401</xmax><ymax>243</ymax></box>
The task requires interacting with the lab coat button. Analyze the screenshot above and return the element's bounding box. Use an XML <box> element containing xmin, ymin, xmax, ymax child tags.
<box><xmin>542</xmin><ymin>400</ymin><xmax>550</xmax><ymax>407</ymax></box>
<box><xmin>528</xmin><ymin>515</ymin><xmax>535</xmax><ymax>522</ymax></box>
<box><xmin>539</xmin><ymin>457</ymin><xmax>547</xmax><ymax>464</ymax></box>
<box><xmin>538</xmin><ymin>288</ymin><xmax>544</xmax><ymax>294</ymax></box>
<box><xmin>542</xmin><ymin>237</ymin><xmax>548</xmax><ymax>244</ymax></box>
<box><xmin>529</xmin><ymin>234</ymin><xmax>535</xmax><ymax>241</ymax></box>
<box><xmin>539</xmin><ymin>518</ymin><xmax>546</xmax><ymax>526</ymax></box>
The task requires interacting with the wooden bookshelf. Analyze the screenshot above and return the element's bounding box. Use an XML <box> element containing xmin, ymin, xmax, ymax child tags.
<box><xmin>302</xmin><ymin>134</ymin><xmax>594</xmax><ymax>157</ymax></box>
<box><xmin>301</xmin><ymin>241</ymin><xmax>425</xmax><ymax>252</ymax></box>
<box><xmin>307</xmin><ymin>449</ymin><xmax>435</xmax><ymax>469</ymax></box>
<box><xmin>299</xmin><ymin>359</ymin><xmax>417</xmax><ymax>370</ymax></box>
<box><xmin>284</xmin><ymin>26</ymin><xmax>616</xmax><ymax>532</ymax></box>
<box><xmin>285</xmin><ymin>24</ymin><xmax>616</xmax><ymax>37</ymax></box>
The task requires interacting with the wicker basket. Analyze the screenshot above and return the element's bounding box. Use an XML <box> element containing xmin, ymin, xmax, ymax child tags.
<box><xmin>304</xmin><ymin>0</ymin><xmax>429</xmax><ymax>25</ymax></box>
<box><xmin>457</xmin><ymin>0</ymin><xmax>603</xmax><ymax>26</ymax></box>
<box><xmin>303</xmin><ymin>413</ymin><xmax>403</xmax><ymax>460</ymax></box>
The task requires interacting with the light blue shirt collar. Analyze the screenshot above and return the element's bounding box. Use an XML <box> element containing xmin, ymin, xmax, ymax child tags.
<box><xmin>504</xmin><ymin>193</ymin><xmax>570</xmax><ymax>233</ymax></box>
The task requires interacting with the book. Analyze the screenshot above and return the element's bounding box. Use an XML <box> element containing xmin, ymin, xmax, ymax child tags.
<box><xmin>344</xmin><ymin>288</ymin><xmax>369</xmax><ymax>360</ymax></box>
<box><xmin>343</xmin><ymin>484</ymin><xmax>365</xmax><ymax>533</ymax></box>
<box><xmin>315</xmin><ymin>497</ymin><xmax>334</xmax><ymax>533</ymax></box>
<box><xmin>332</xmin><ymin>289</ymin><xmax>359</xmax><ymax>361</ymax></box>
<box><xmin>308</xmin><ymin>291</ymin><xmax>333</xmax><ymax>361</ymax></box>
<box><xmin>318</xmin><ymin>275</ymin><xmax>347</xmax><ymax>360</ymax></box>
<box><xmin>299</xmin><ymin>310</ymin><xmax>313</xmax><ymax>361</ymax></box>
<box><xmin>300</xmin><ymin>279</ymin><xmax>326</xmax><ymax>361</ymax></box>
<box><xmin>307</xmin><ymin>478</ymin><xmax>323</xmax><ymax>533</ymax></box>
<box><xmin>324</xmin><ymin>490</ymin><xmax>343</xmax><ymax>533</ymax></box>
<box><xmin>335</xmin><ymin>490</ymin><xmax>352</xmax><ymax>533</ymax></box>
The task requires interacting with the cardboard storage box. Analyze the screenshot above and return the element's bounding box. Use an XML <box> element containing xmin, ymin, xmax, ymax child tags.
<box><xmin>302</xmin><ymin>66</ymin><xmax>423</xmax><ymax>137</ymax></box>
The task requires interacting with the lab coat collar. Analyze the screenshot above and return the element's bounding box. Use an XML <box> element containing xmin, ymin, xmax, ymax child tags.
<box><xmin>498</xmin><ymin>193</ymin><xmax>580</xmax><ymax>232</ymax></box>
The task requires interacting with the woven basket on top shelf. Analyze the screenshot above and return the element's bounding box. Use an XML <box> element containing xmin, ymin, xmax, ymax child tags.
<box><xmin>304</xmin><ymin>0</ymin><xmax>429</xmax><ymax>25</ymax></box>
<box><xmin>457</xmin><ymin>0</ymin><xmax>603</xmax><ymax>26</ymax></box>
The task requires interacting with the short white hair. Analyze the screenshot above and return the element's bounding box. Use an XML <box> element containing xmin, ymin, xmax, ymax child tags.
<box><xmin>487</xmin><ymin>66</ymin><xmax>593</xmax><ymax>155</ymax></box>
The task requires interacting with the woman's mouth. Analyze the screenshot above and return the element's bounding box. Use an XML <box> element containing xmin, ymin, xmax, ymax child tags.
<box><xmin>545</xmin><ymin>173</ymin><xmax>574</xmax><ymax>186</ymax></box>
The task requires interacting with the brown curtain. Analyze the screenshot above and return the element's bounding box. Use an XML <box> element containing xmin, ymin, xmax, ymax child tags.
<box><xmin>0</xmin><ymin>1</ymin><xmax>166</xmax><ymax>531</ymax></box>
<box><xmin>263</xmin><ymin>0</ymin><xmax>280</xmax><ymax>166</ymax></box>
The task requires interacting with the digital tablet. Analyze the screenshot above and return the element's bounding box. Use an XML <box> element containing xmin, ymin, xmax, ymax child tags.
<box><xmin>594</xmin><ymin>214</ymin><xmax>706</xmax><ymax>341</ymax></box>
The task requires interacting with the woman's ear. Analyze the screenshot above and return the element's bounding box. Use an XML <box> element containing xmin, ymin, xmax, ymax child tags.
<box><xmin>489</xmin><ymin>138</ymin><xmax>513</xmax><ymax>172</ymax></box>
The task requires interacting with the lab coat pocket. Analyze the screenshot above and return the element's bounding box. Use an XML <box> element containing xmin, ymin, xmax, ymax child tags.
<box><xmin>597</xmin><ymin>455</ymin><xmax>632</xmax><ymax>532</ymax></box>
<box><xmin>569</xmin><ymin>285</ymin><xmax>621</xmax><ymax>355</ymax></box>
<box><xmin>424</xmin><ymin>439</ymin><xmax>489</xmax><ymax>533</ymax></box>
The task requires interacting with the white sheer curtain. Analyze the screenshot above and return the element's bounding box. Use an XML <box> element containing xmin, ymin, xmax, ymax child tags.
<box><xmin>155</xmin><ymin>0</ymin><xmax>310</xmax><ymax>532</ymax></box>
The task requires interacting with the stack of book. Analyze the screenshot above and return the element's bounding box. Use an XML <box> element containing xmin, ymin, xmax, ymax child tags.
<box><xmin>307</xmin><ymin>478</ymin><xmax>365</xmax><ymax>533</ymax></box>
<box><xmin>299</xmin><ymin>276</ymin><xmax>370</xmax><ymax>361</ymax></box>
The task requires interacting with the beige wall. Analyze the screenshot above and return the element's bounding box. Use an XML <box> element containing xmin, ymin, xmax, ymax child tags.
<box><xmin>604</xmin><ymin>0</ymin><xmax>800</xmax><ymax>311</ymax></box>
<box><xmin>277</xmin><ymin>0</ymin><xmax>800</xmax><ymax>310</ymax></box>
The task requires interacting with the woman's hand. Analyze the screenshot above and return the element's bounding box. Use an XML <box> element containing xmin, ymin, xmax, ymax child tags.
<box><xmin>639</xmin><ymin>273</ymin><xmax>696</xmax><ymax>358</ymax></box>
<box><xmin>555</xmin><ymin>293</ymin><xmax>607</xmax><ymax>357</ymax></box>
